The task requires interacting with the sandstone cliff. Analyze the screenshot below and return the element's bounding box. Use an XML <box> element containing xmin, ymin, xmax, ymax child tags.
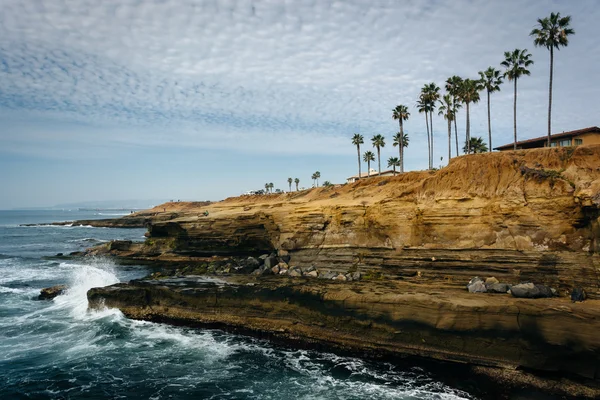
<box><xmin>131</xmin><ymin>146</ymin><xmax>600</xmax><ymax>298</ymax></box>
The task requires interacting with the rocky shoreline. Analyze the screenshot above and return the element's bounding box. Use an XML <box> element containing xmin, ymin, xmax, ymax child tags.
<box><xmin>79</xmin><ymin>146</ymin><xmax>600</xmax><ymax>397</ymax></box>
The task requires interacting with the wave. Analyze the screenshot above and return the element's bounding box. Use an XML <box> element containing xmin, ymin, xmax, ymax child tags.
<box><xmin>95</xmin><ymin>213</ymin><xmax>130</xmax><ymax>216</ymax></box>
<box><xmin>66</xmin><ymin>238</ymin><xmax>108</xmax><ymax>244</ymax></box>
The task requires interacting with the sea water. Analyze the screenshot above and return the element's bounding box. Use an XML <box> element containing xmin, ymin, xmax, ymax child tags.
<box><xmin>0</xmin><ymin>210</ymin><xmax>476</xmax><ymax>399</ymax></box>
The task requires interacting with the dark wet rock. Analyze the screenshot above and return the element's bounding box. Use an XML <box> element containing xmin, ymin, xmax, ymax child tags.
<box><xmin>56</xmin><ymin>253</ymin><xmax>64</xmax><ymax>257</ymax></box>
<box><xmin>38</xmin><ymin>285</ymin><xmax>67</xmax><ymax>300</ymax></box>
<box><xmin>258</xmin><ymin>254</ymin><xmax>269</xmax><ymax>261</ymax></box>
<box><xmin>486</xmin><ymin>283</ymin><xmax>511</xmax><ymax>294</ymax></box>
<box><xmin>271</xmin><ymin>265</ymin><xmax>280</xmax><ymax>275</ymax></box>
<box><xmin>264</xmin><ymin>256</ymin><xmax>279</xmax><ymax>269</ymax></box>
<box><xmin>319</xmin><ymin>271</ymin><xmax>338</xmax><ymax>280</ymax></box>
<box><xmin>108</xmin><ymin>240</ymin><xmax>133</xmax><ymax>251</ymax></box>
<box><xmin>510</xmin><ymin>283</ymin><xmax>556</xmax><ymax>299</ymax></box>
<box><xmin>571</xmin><ymin>287</ymin><xmax>587</xmax><ymax>302</ymax></box>
<box><xmin>279</xmin><ymin>255</ymin><xmax>291</xmax><ymax>264</ymax></box>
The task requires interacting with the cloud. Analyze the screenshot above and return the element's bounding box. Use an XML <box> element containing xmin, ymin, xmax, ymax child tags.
<box><xmin>0</xmin><ymin>0</ymin><xmax>599</xmax><ymax>160</ymax></box>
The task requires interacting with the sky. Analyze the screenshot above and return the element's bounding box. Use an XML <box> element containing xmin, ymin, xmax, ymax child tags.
<box><xmin>1</xmin><ymin>0</ymin><xmax>598</xmax><ymax>209</ymax></box>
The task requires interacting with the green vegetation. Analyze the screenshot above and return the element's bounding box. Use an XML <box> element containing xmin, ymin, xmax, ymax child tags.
<box><xmin>463</xmin><ymin>137</ymin><xmax>488</xmax><ymax>154</ymax></box>
<box><xmin>362</xmin><ymin>151</ymin><xmax>375</xmax><ymax>177</ymax></box>
<box><xmin>352</xmin><ymin>133</ymin><xmax>364</xmax><ymax>180</ymax></box>
<box><xmin>387</xmin><ymin>157</ymin><xmax>400</xmax><ymax>175</ymax></box>
<box><xmin>478</xmin><ymin>67</ymin><xmax>503</xmax><ymax>152</ymax></box>
<box><xmin>392</xmin><ymin>105</ymin><xmax>410</xmax><ymax>173</ymax></box>
<box><xmin>371</xmin><ymin>134</ymin><xmax>386</xmax><ymax>174</ymax></box>
<box><xmin>501</xmin><ymin>49</ymin><xmax>534</xmax><ymax>149</ymax></box>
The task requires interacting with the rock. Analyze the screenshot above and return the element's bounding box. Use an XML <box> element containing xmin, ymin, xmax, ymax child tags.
<box><xmin>305</xmin><ymin>270</ymin><xmax>318</xmax><ymax>278</ymax></box>
<box><xmin>271</xmin><ymin>265</ymin><xmax>280</xmax><ymax>275</ymax></box>
<box><xmin>571</xmin><ymin>287</ymin><xmax>587</xmax><ymax>302</ymax></box>
<box><xmin>467</xmin><ymin>277</ymin><xmax>486</xmax><ymax>293</ymax></box>
<box><xmin>351</xmin><ymin>272</ymin><xmax>362</xmax><ymax>281</ymax></box>
<box><xmin>251</xmin><ymin>268</ymin><xmax>262</xmax><ymax>276</ymax></box>
<box><xmin>485</xmin><ymin>277</ymin><xmax>499</xmax><ymax>285</ymax></box>
<box><xmin>38</xmin><ymin>285</ymin><xmax>67</xmax><ymax>300</ymax></box>
<box><xmin>279</xmin><ymin>255</ymin><xmax>291</xmax><ymax>264</ymax></box>
<box><xmin>108</xmin><ymin>240</ymin><xmax>133</xmax><ymax>251</ymax></box>
<box><xmin>258</xmin><ymin>254</ymin><xmax>269</xmax><ymax>261</ymax></box>
<box><xmin>277</xmin><ymin>261</ymin><xmax>289</xmax><ymax>270</ymax></box>
<box><xmin>245</xmin><ymin>256</ymin><xmax>260</xmax><ymax>268</ymax></box>
<box><xmin>345</xmin><ymin>273</ymin><xmax>353</xmax><ymax>282</ymax></box>
<box><xmin>486</xmin><ymin>283</ymin><xmax>511</xmax><ymax>294</ymax></box>
<box><xmin>468</xmin><ymin>281</ymin><xmax>487</xmax><ymax>293</ymax></box>
<box><xmin>56</xmin><ymin>253</ymin><xmax>64</xmax><ymax>257</ymax></box>
<box><xmin>288</xmin><ymin>268</ymin><xmax>302</xmax><ymax>277</ymax></box>
<box><xmin>510</xmin><ymin>283</ymin><xmax>555</xmax><ymax>299</ymax></box>
<box><xmin>264</xmin><ymin>256</ymin><xmax>279</xmax><ymax>269</ymax></box>
<box><xmin>319</xmin><ymin>271</ymin><xmax>338</xmax><ymax>280</ymax></box>
<box><xmin>305</xmin><ymin>265</ymin><xmax>316</xmax><ymax>273</ymax></box>
<box><xmin>334</xmin><ymin>274</ymin><xmax>347</xmax><ymax>281</ymax></box>
<box><xmin>279</xmin><ymin>268</ymin><xmax>288</xmax><ymax>275</ymax></box>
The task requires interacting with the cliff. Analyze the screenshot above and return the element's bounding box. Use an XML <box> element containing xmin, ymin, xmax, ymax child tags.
<box><xmin>86</xmin><ymin>146</ymin><xmax>600</xmax><ymax>395</ymax></box>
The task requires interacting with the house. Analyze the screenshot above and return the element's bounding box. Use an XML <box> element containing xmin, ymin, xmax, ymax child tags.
<box><xmin>494</xmin><ymin>126</ymin><xmax>600</xmax><ymax>151</ymax></box>
<box><xmin>346</xmin><ymin>168</ymin><xmax>399</xmax><ymax>183</ymax></box>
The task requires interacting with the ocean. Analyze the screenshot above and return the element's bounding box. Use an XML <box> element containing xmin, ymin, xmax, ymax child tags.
<box><xmin>0</xmin><ymin>210</ymin><xmax>476</xmax><ymax>399</ymax></box>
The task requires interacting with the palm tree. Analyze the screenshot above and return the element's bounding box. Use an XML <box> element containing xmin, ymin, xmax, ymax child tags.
<box><xmin>501</xmin><ymin>49</ymin><xmax>534</xmax><ymax>150</ymax></box>
<box><xmin>463</xmin><ymin>137</ymin><xmax>488</xmax><ymax>154</ymax></box>
<box><xmin>387</xmin><ymin>157</ymin><xmax>400</xmax><ymax>175</ymax></box>
<box><xmin>445</xmin><ymin>76</ymin><xmax>463</xmax><ymax>157</ymax></box>
<box><xmin>363</xmin><ymin>151</ymin><xmax>375</xmax><ymax>177</ymax></box>
<box><xmin>264</xmin><ymin>183</ymin><xmax>269</xmax><ymax>193</ymax></box>
<box><xmin>287</xmin><ymin>177</ymin><xmax>292</xmax><ymax>192</ymax></box>
<box><xmin>371</xmin><ymin>134</ymin><xmax>385</xmax><ymax>174</ymax></box>
<box><xmin>458</xmin><ymin>79</ymin><xmax>481</xmax><ymax>154</ymax></box>
<box><xmin>269</xmin><ymin>182</ymin><xmax>274</xmax><ymax>193</ymax></box>
<box><xmin>478</xmin><ymin>67</ymin><xmax>503</xmax><ymax>152</ymax></box>
<box><xmin>314</xmin><ymin>171</ymin><xmax>321</xmax><ymax>187</ymax></box>
<box><xmin>423</xmin><ymin>83</ymin><xmax>440</xmax><ymax>169</ymax></box>
<box><xmin>311</xmin><ymin>173</ymin><xmax>316</xmax><ymax>187</ymax></box>
<box><xmin>530</xmin><ymin>12</ymin><xmax>574</xmax><ymax>147</ymax></box>
<box><xmin>294</xmin><ymin>178</ymin><xmax>299</xmax><ymax>191</ymax></box>
<box><xmin>351</xmin><ymin>133</ymin><xmax>364</xmax><ymax>180</ymax></box>
<box><xmin>437</xmin><ymin>94</ymin><xmax>454</xmax><ymax>163</ymax></box>
<box><xmin>392</xmin><ymin>132</ymin><xmax>409</xmax><ymax>173</ymax></box>
<box><xmin>417</xmin><ymin>95</ymin><xmax>432</xmax><ymax>169</ymax></box>
<box><xmin>392</xmin><ymin>105</ymin><xmax>410</xmax><ymax>172</ymax></box>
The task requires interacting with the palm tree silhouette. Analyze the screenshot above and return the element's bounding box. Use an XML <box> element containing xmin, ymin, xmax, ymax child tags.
<box><xmin>501</xmin><ymin>49</ymin><xmax>534</xmax><ymax>150</ymax></box>
<box><xmin>530</xmin><ymin>12</ymin><xmax>574</xmax><ymax>146</ymax></box>
<box><xmin>351</xmin><ymin>134</ymin><xmax>364</xmax><ymax>180</ymax></box>
<box><xmin>392</xmin><ymin>105</ymin><xmax>410</xmax><ymax>172</ymax></box>
<box><xmin>294</xmin><ymin>178</ymin><xmax>300</xmax><ymax>191</ymax></box>
<box><xmin>363</xmin><ymin>151</ymin><xmax>375</xmax><ymax>177</ymax></box>
<box><xmin>314</xmin><ymin>171</ymin><xmax>321</xmax><ymax>187</ymax></box>
<box><xmin>478</xmin><ymin>67</ymin><xmax>503</xmax><ymax>152</ymax></box>
<box><xmin>423</xmin><ymin>83</ymin><xmax>440</xmax><ymax>168</ymax></box>
<box><xmin>287</xmin><ymin>177</ymin><xmax>292</xmax><ymax>192</ymax></box>
<box><xmin>268</xmin><ymin>182</ymin><xmax>274</xmax><ymax>193</ymax></box>
<box><xmin>387</xmin><ymin>157</ymin><xmax>400</xmax><ymax>176</ymax></box>
<box><xmin>438</xmin><ymin>94</ymin><xmax>455</xmax><ymax>163</ymax></box>
<box><xmin>392</xmin><ymin>132</ymin><xmax>409</xmax><ymax>173</ymax></box>
<box><xmin>371</xmin><ymin>135</ymin><xmax>385</xmax><ymax>174</ymax></box>
<box><xmin>264</xmin><ymin>183</ymin><xmax>270</xmax><ymax>193</ymax></box>
<box><xmin>445</xmin><ymin>76</ymin><xmax>463</xmax><ymax>157</ymax></box>
<box><xmin>458</xmin><ymin>79</ymin><xmax>481</xmax><ymax>154</ymax></box>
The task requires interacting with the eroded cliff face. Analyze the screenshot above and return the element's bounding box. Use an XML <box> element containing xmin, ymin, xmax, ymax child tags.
<box><xmin>137</xmin><ymin>146</ymin><xmax>600</xmax><ymax>298</ymax></box>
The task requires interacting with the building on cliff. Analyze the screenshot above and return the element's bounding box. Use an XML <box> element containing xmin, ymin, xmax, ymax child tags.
<box><xmin>494</xmin><ymin>126</ymin><xmax>600</xmax><ymax>151</ymax></box>
<box><xmin>346</xmin><ymin>168</ymin><xmax>398</xmax><ymax>183</ymax></box>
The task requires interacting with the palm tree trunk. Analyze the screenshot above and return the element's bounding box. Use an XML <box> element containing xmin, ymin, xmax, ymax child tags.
<box><xmin>487</xmin><ymin>89</ymin><xmax>492</xmax><ymax>152</ymax></box>
<box><xmin>393</xmin><ymin>165</ymin><xmax>396</xmax><ymax>176</ymax></box>
<box><xmin>454</xmin><ymin>111</ymin><xmax>459</xmax><ymax>156</ymax></box>
<box><xmin>447</xmin><ymin>118</ymin><xmax>451</xmax><ymax>164</ymax></box>
<box><xmin>356</xmin><ymin>145</ymin><xmax>361</xmax><ymax>180</ymax></box>
<box><xmin>367</xmin><ymin>161</ymin><xmax>371</xmax><ymax>177</ymax></box>
<box><xmin>425</xmin><ymin>112</ymin><xmax>431</xmax><ymax>170</ymax></box>
<box><xmin>466</xmin><ymin>102</ymin><xmax>471</xmax><ymax>154</ymax></box>
<box><xmin>429</xmin><ymin>111</ymin><xmax>434</xmax><ymax>168</ymax></box>
<box><xmin>377</xmin><ymin>147</ymin><xmax>381</xmax><ymax>174</ymax></box>
<box><xmin>513</xmin><ymin>79</ymin><xmax>517</xmax><ymax>150</ymax></box>
<box><xmin>399</xmin><ymin>120</ymin><xmax>404</xmax><ymax>173</ymax></box>
<box><xmin>547</xmin><ymin>46</ymin><xmax>554</xmax><ymax>147</ymax></box>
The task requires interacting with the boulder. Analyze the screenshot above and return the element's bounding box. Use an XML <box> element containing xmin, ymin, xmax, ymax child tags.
<box><xmin>264</xmin><ymin>256</ymin><xmax>279</xmax><ymax>269</ymax></box>
<box><xmin>304</xmin><ymin>270</ymin><xmax>318</xmax><ymax>278</ymax></box>
<box><xmin>485</xmin><ymin>277</ymin><xmax>499</xmax><ymax>285</ymax></box>
<box><xmin>288</xmin><ymin>268</ymin><xmax>302</xmax><ymax>278</ymax></box>
<box><xmin>258</xmin><ymin>254</ymin><xmax>269</xmax><ymax>261</ymax></box>
<box><xmin>466</xmin><ymin>277</ymin><xmax>484</xmax><ymax>289</ymax></box>
<box><xmin>571</xmin><ymin>287</ymin><xmax>587</xmax><ymax>302</ymax></box>
<box><xmin>38</xmin><ymin>285</ymin><xmax>67</xmax><ymax>300</ymax></box>
<box><xmin>486</xmin><ymin>283</ymin><xmax>511</xmax><ymax>294</ymax></box>
<box><xmin>334</xmin><ymin>274</ymin><xmax>347</xmax><ymax>281</ymax></box>
<box><xmin>351</xmin><ymin>272</ymin><xmax>362</xmax><ymax>281</ymax></box>
<box><xmin>345</xmin><ymin>273</ymin><xmax>353</xmax><ymax>282</ymax></box>
<box><xmin>510</xmin><ymin>283</ymin><xmax>555</xmax><ymax>299</ymax></box>
<box><xmin>279</xmin><ymin>268</ymin><xmax>288</xmax><ymax>275</ymax></box>
<box><xmin>279</xmin><ymin>255</ymin><xmax>291</xmax><ymax>264</ymax></box>
<box><xmin>108</xmin><ymin>240</ymin><xmax>133</xmax><ymax>251</ymax></box>
<box><xmin>245</xmin><ymin>257</ymin><xmax>260</xmax><ymax>268</ymax></box>
<box><xmin>467</xmin><ymin>281</ymin><xmax>487</xmax><ymax>293</ymax></box>
<box><xmin>305</xmin><ymin>265</ymin><xmax>316</xmax><ymax>273</ymax></box>
<box><xmin>271</xmin><ymin>265</ymin><xmax>280</xmax><ymax>275</ymax></box>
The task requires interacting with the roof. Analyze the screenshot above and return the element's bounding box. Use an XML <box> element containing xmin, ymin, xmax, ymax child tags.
<box><xmin>494</xmin><ymin>126</ymin><xmax>600</xmax><ymax>150</ymax></box>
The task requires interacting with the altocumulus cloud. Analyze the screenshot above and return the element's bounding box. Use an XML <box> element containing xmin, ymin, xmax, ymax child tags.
<box><xmin>0</xmin><ymin>0</ymin><xmax>599</xmax><ymax>160</ymax></box>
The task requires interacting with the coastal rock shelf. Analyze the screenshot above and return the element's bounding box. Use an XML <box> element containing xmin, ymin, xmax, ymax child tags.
<box><xmin>88</xmin><ymin>276</ymin><xmax>600</xmax><ymax>389</ymax></box>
